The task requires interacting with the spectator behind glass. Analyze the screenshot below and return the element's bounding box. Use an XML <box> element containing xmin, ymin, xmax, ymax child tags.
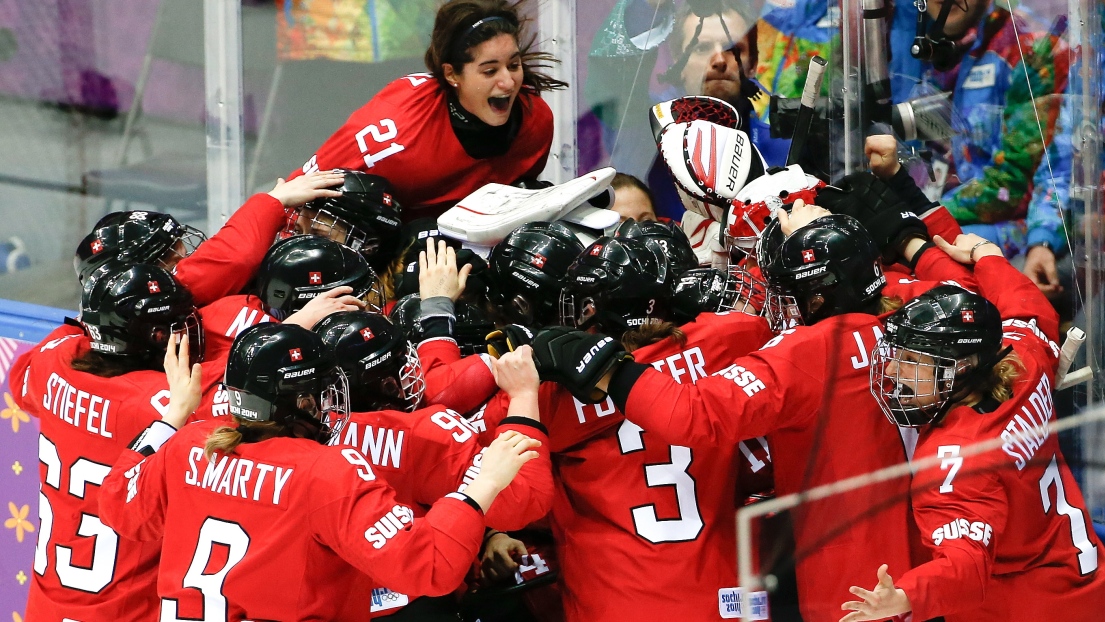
<box><xmin>890</xmin><ymin>0</ymin><xmax>1071</xmax><ymax>299</ymax></box>
<box><xmin>610</xmin><ymin>173</ymin><xmax>658</xmax><ymax>222</ymax></box>
<box><xmin>647</xmin><ymin>2</ymin><xmax>762</xmax><ymax>220</ymax></box>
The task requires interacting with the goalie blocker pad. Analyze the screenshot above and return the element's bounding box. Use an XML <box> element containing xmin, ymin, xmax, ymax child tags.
<box><xmin>437</xmin><ymin>167</ymin><xmax>618</xmax><ymax>246</ymax></box>
<box><xmin>659</xmin><ymin>120</ymin><xmax>766</xmax><ymax>219</ymax></box>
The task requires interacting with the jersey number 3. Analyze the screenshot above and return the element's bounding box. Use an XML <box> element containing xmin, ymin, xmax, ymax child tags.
<box><xmin>162</xmin><ymin>518</ymin><xmax>251</xmax><ymax>622</ymax></box>
<box><xmin>617</xmin><ymin>420</ymin><xmax>704</xmax><ymax>543</ymax></box>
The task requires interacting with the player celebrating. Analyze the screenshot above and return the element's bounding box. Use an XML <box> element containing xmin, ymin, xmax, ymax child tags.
<box><xmin>10</xmin><ymin>262</ymin><xmax>212</xmax><ymax>621</ymax></box>
<box><xmin>479</xmin><ymin>233</ymin><xmax>776</xmax><ymax>621</ymax></box>
<box><xmin>290</xmin><ymin>0</ymin><xmax>566</xmax><ymax>219</ymax></box>
<box><xmin>840</xmin><ymin>234</ymin><xmax>1105</xmax><ymax>622</ymax></box>
<box><xmin>98</xmin><ymin>323</ymin><xmax>542</xmax><ymax>621</ymax></box>
<box><xmin>316</xmin><ymin>311</ymin><xmax>552</xmax><ymax>619</ymax></box>
<box><xmin>530</xmin><ymin>207</ymin><xmax>917</xmax><ymax>622</ymax></box>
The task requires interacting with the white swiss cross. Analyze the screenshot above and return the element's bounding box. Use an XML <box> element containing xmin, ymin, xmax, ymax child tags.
<box><xmin>309</xmin><ymin>271</ymin><xmax>323</xmax><ymax>285</ymax></box>
<box><xmin>289</xmin><ymin>348</ymin><xmax>303</xmax><ymax>362</ymax></box>
<box><xmin>590</xmin><ymin>245</ymin><xmax>602</xmax><ymax>256</ymax></box>
<box><xmin>360</xmin><ymin>327</ymin><xmax>375</xmax><ymax>341</ymax></box>
<box><xmin>383</xmin><ymin>194</ymin><xmax>393</xmax><ymax>207</ymax></box>
<box><xmin>91</xmin><ymin>239</ymin><xmax>104</xmax><ymax>253</ymax></box>
<box><xmin>147</xmin><ymin>281</ymin><xmax>161</xmax><ymax>294</ymax></box>
<box><xmin>531</xmin><ymin>254</ymin><xmax>546</xmax><ymax>268</ymax></box>
<box><xmin>961</xmin><ymin>310</ymin><xmax>974</xmax><ymax>323</ymax></box>
<box><xmin>802</xmin><ymin>249</ymin><xmax>815</xmax><ymax>263</ymax></box>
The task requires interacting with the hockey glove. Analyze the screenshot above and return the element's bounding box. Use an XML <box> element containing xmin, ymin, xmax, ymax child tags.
<box><xmin>817</xmin><ymin>171</ymin><xmax>928</xmax><ymax>261</ymax></box>
<box><xmin>486</xmin><ymin>324</ymin><xmax>535</xmax><ymax>358</ymax></box>
<box><xmin>531</xmin><ymin>327</ymin><xmax>633</xmax><ymax>404</ymax></box>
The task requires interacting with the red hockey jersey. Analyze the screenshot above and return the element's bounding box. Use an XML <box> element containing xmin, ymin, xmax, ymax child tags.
<box><xmin>289</xmin><ymin>74</ymin><xmax>553</xmax><ymax>220</ymax></box>
<box><xmin>10</xmin><ymin>326</ymin><xmax>223</xmax><ymax>622</ymax></box>
<box><xmin>417</xmin><ymin>337</ymin><xmax>499</xmax><ymax>415</ymax></box>
<box><xmin>197</xmin><ymin>295</ymin><xmax>273</xmax><ymax>363</ymax></box>
<box><xmin>896</xmin><ymin>257</ymin><xmax>1105</xmax><ymax>621</ymax></box>
<box><xmin>173</xmin><ymin>193</ymin><xmax>287</xmax><ymax>307</ymax></box>
<box><xmin>614</xmin><ymin>312</ymin><xmax>915</xmax><ymax>622</ymax></box>
<box><xmin>99</xmin><ymin>418</ymin><xmax>485</xmax><ymax>621</ymax></box>
<box><xmin>484</xmin><ymin>312</ymin><xmax>777</xmax><ymax>622</ymax></box>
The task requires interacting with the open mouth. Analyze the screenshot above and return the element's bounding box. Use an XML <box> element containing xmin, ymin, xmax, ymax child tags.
<box><xmin>488</xmin><ymin>95</ymin><xmax>512</xmax><ymax>114</ymax></box>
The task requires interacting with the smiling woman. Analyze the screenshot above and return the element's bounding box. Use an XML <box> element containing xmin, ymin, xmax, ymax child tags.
<box><xmin>290</xmin><ymin>0</ymin><xmax>567</xmax><ymax>222</ymax></box>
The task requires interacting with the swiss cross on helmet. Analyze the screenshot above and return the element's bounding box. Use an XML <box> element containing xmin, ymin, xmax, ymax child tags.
<box><xmin>722</xmin><ymin>164</ymin><xmax>826</xmax><ymax>257</ymax></box>
<box><xmin>314</xmin><ymin>311</ymin><xmax>425</xmax><ymax>413</ymax></box>
<box><xmin>280</xmin><ymin>169</ymin><xmax>403</xmax><ymax>271</ymax></box>
<box><xmin>758</xmin><ymin>214</ymin><xmax>885</xmax><ymax>332</ymax></box>
<box><xmin>560</xmin><ymin>236</ymin><xmax>674</xmax><ymax>336</ymax></box>
<box><xmin>80</xmin><ymin>260</ymin><xmax>204</xmax><ymax>365</ymax></box>
<box><xmin>224</xmin><ymin>323</ymin><xmax>349</xmax><ymax>443</ymax></box>
<box><xmin>871</xmin><ymin>285</ymin><xmax>1007</xmax><ymax>427</ymax></box>
<box><xmin>488</xmin><ymin>222</ymin><xmax>584</xmax><ymax>328</ymax></box>
<box><xmin>257</xmin><ymin>236</ymin><xmax>383</xmax><ymax>319</ymax></box>
<box><xmin>75</xmin><ymin>211</ymin><xmax>206</xmax><ymax>283</ymax></box>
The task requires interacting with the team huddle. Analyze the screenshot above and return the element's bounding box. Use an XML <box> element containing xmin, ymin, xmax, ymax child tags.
<box><xmin>11</xmin><ymin>0</ymin><xmax>1105</xmax><ymax>620</ymax></box>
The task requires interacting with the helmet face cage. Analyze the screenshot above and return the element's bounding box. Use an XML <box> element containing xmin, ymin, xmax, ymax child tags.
<box><xmin>558</xmin><ymin>289</ymin><xmax>578</xmax><ymax>328</ymax></box>
<box><xmin>870</xmin><ymin>338</ymin><xmax>961</xmax><ymax>427</ymax></box>
<box><xmin>721</xmin><ymin>265</ymin><xmax>766</xmax><ymax>315</ymax></box>
<box><xmin>318</xmin><ymin>368</ymin><xmax>352</xmax><ymax>444</ymax></box>
<box><xmin>397</xmin><ymin>342</ymin><xmax>426</xmax><ymax>412</ymax></box>
<box><xmin>762</xmin><ymin>284</ymin><xmax>804</xmax><ymax>332</ymax></box>
<box><xmin>158</xmin><ymin>224</ymin><xmax>207</xmax><ymax>269</ymax></box>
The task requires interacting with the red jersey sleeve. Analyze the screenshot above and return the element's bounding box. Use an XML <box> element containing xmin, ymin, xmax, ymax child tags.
<box><xmin>474</xmin><ymin>418</ymin><xmax>553</xmax><ymax>530</ymax></box>
<box><xmin>99</xmin><ymin>447</ymin><xmax>169</xmax><ymax>543</ymax></box>
<box><xmin>975</xmin><ymin>256</ymin><xmax>1061</xmax><ymax>350</ymax></box>
<box><xmin>172</xmin><ymin>193</ymin><xmax>286</xmax><ymax>306</ymax></box>
<box><xmin>617</xmin><ymin>327</ymin><xmax>823</xmax><ymax>447</ymax></box>
<box><xmin>895</xmin><ymin>433</ymin><xmax>1008</xmax><ymax>620</ymax></box>
<box><xmin>419</xmin><ymin>340</ymin><xmax>498</xmax><ymax>414</ymax></box>
<box><xmin>921</xmin><ymin>205</ymin><xmax>964</xmax><ymax>241</ymax></box>
<box><xmin>912</xmin><ymin>246</ymin><xmax>979</xmax><ymax>292</ymax></box>
<box><xmin>305</xmin><ymin>447</ymin><xmax>484</xmax><ymax>597</ymax></box>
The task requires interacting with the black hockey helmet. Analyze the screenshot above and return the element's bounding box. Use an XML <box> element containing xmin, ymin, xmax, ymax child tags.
<box><xmin>614</xmin><ymin>218</ymin><xmax>699</xmax><ymax>274</ymax></box>
<box><xmin>758</xmin><ymin>214</ymin><xmax>886</xmax><ymax>331</ymax></box>
<box><xmin>75</xmin><ymin>210</ymin><xmax>206</xmax><ymax>282</ymax></box>
<box><xmin>488</xmin><ymin>221</ymin><xmax>585</xmax><ymax>327</ymax></box>
<box><xmin>560</xmin><ymin>236</ymin><xmax>673</xmax><ymax>335</ymax></box>
<box><xmin>389</xmin><ymin>293</ymin><xmax>495</xmax><ymax>357</ymax></box>
<box><xmin>280</xmin><ymin>169</ymin><xmax>403</xmax><ymax>270</ymax></box>
<box><xmin>314</xmin><ymin>311</ymin><xmax>426</xmax><ymax>413</ymax></box>
<box><xmin>670</xmin><ymin>266</ymin><xmax>764</xmax><ymax>324</ymax></box>
<box><xmin>256</xmin><ymin>236</ymin><xmax>383</xmax><ymax>319</ymax></box>
<box><xmin>223</xmin><ymin>323</ymin><xmax>349</xmax><ymax>443</ymax></box>
<box><xmin>80</xmin><ymin>260</ymin><xmax>204</xmax><ymax>365</ymax></box>
<box><xmin>395</xmin><ymin>234</ymin><xmax>492</xmax><ymax>302</ymax></box>
<box><xmin>871</xmin><ymin>285</ymin><xmax>1009</xmax><ymax>427</ymax></box>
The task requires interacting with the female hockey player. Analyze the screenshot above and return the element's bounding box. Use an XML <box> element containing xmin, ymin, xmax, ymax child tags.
<box><xmin>289</xmin><ymin>0</ymin><xmax>566</xmax><ymax>219</ymax></box>
<box><xmin>98</xmin><ymin>323</ymin><xmax>543</xmax><ymax>620</ymax></box>
<box><xmin>840</xmin><ymin>233</ymin><xmax>1105</xmax><ymax>622</ymax></box>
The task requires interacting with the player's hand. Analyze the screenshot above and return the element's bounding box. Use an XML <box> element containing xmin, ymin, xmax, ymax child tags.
<box><xmin>267</xmin><ymin>170</ymin><xmax>345</xmax><ymax>208</ymax></box>
<box><xmin>462</xmin><ymin>431</ymin><xmax>542</xmax><ymax>511</ymax></box>
<box><xmin>419</xmin><ymin>239</ymin><xmax>472</xmax><ymax>302</ymax></box>
<box><xmin>163</xmin><ymin>332</ymin><xmax>202</xmax><ymax>429</ymax></box>
<box><xmin>1022</xmin><ymin>244</ymin><xmax>1063</xmax><ymax>298</ymax></box>
<box><xmin>283</xmin><ymin>286</ymin><xmax>365</xmax><ymax>330</ymax></box>
<box><xmin>531</xmin><ymin>327</ymin><xmax>632</xmax><ymax>403</ymax></box>
<box><xmin>777</xmin><ymin>199</ymin><xmax>831</xmax><ymax>235</ymax></box>
<box><xmin>933</xmin><ymin>233</ymin><xmax>1003</xmax><ymax>265</ymax></box>
<box><xmin>865</xmin><ymin>135</ymin><xmax>901</xmax><ymax>179</ymax></box>
<box><xmin>492</xmin><ymin>346</ymin><xmax>540</xmax><ymax>401</ymax></box>
<box><xmin>480</xmin><ymin>533</ymin><xmax>528</xmax><ymax>582</ymax></box>
<box><xmin>839</xmin><ymin>564</ymin><xmax>911</xmax><ymax>622</ymax></box>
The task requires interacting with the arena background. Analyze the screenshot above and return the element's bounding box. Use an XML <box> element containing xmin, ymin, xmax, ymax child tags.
<box><xmin>0</xmin><ymin>0</ymin><xmax>1100</xmax><ymax>618</ymax></box>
